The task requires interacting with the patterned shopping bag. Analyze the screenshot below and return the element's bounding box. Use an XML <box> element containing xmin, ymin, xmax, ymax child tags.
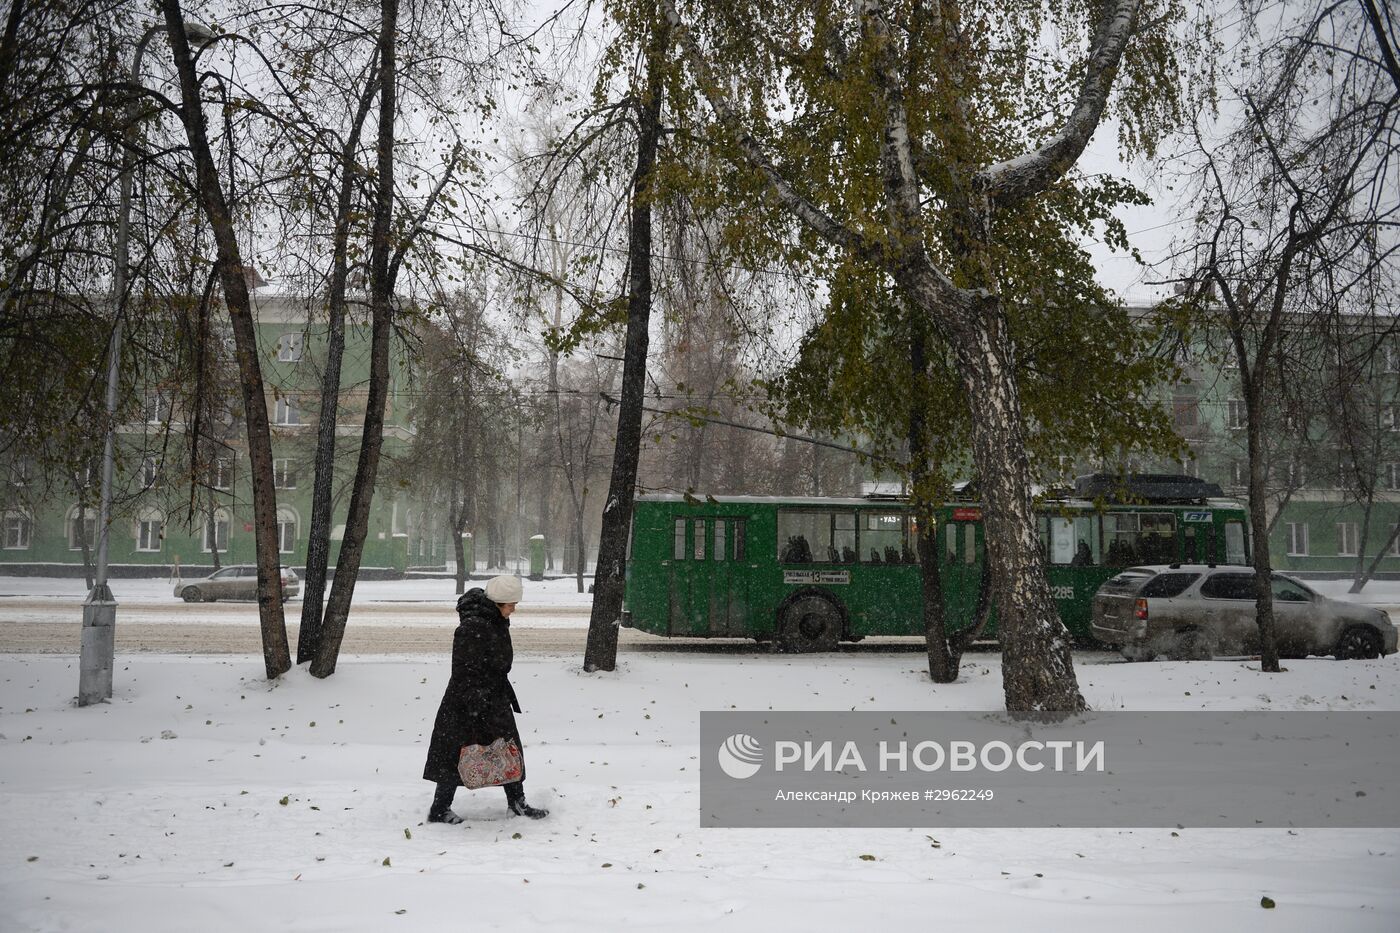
<box><xmin>458</xmin><ymin>738</ymin><xmax>524</xmax><ymax>789</ymax></box>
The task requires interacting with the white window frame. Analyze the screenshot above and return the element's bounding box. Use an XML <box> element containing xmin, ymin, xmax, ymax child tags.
<box><xmin>277</xmin><ymin>332</ymin><xmax>304</xmax><ymax>362</ymax></box>
<box><xmin>136</xmin><ymin>513</ymin><xmax>164</xmax><ymax>552</ymax></box>
<box><xmin>3</xmin><ymin>511</ymin><xmax>32</xmax><ymax>549</ymax></box>
<box><xmin>68</xmin><ymin>508</ymin><xmax>96</xmax><ymax>551</ymax></box>
<box><xmin>1226</xmin><ymin>399</ymin><xmax>1247</xmax><ymax>430</ymax></box>
<box><xmin>203</xmin><ymin>512</ymin><xmax>230</xmax><ymax>553</ymax></box>
<box><xmin>274</xmin><ymin>397</ymin><xmax>301</xmax><ymax>426</ymax></box>
<box><xmin>277</xmin><ymin>509</ymin><xmax>297</xmax><ymax>554</ymax></box>
<box><xmin>1288</xmin><ymin>457</ymin><xmax>1306</xmax><ymax>489</ymax></box>
<box><xmin>1390</xmin><ymin>525</ymin><xmax>1400</xmax><ymax>557</ymax></box>
<box><xmin>1336</xmin><ymin>522</ymin><xmax>1359</xmax><ymax>557</ymax></box>
<box><xmin>210</xmin><ymin>456</ymin><xmax>233</xmax><ymax>490</ymax></box>
<box><xmin>140</xmin><ymin>456</ymin><xmax>159</xmax><ymax>489</ymax></box>
<box><xmin>1385</xmin><ymin>344</ymin><xmax>1400</xmax><ymax>374</ymax></box>
<box><xmin>1286</xmin><ymin>522</ymin><xmax>1310</xmax><ymax>557</ymax></box>
<box><xmin>273</xmin><ymin>458</ymin><xmax>297</xmax><ymax>489</ymax></box>
<box><xmin>1387</xmin><ymin>405</ymin><xmax>1400</xmax><ymax>433</ymax></box>
<box><xmin>1387</xmin><ymin>463</ymin><xmax>1400</xmax><ymax>491</ymax></box>
<box><xmin>1230</xmin><ymin>459</ymin><xmax>1248</xmax><ymax>487</ymax></box>
<box><xmin>143</xmin><ymin>389</ymin><xmax>168</xmax><ymax>424</ymax></box>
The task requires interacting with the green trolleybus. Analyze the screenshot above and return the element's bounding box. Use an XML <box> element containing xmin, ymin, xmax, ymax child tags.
<box><xmin>620</xmin><ymin>474</ymin><xmax>1251</xmax><ymax>651</ymax></box>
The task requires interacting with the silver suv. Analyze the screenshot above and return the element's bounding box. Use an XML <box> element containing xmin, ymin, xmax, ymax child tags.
<box><xmin>1091</xmin><ymin>564</ymin><xmax>1397</xmax><ymax>661</ymax></box>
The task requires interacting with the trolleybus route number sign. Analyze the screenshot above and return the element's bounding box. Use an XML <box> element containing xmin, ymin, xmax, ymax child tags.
<box><xmin>1183</xmin><ymin>511</ymin><xmax>1213</xmax><ymax>522</ymax></box>
<box><xmin>783</xmin><ymin>570</ymin><xmax>852</xmax><ymax>585</ymax></box>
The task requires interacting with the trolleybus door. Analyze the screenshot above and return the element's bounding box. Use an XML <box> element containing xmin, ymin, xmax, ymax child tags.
<box><xmin>1180</xmin><ymin>510</ymin><xmax>1214</xmax><ymax>563</ymax></box>
<box><xmin>943</xmin><ymin>518</ymin><xmax>984</xmax><ymax>632</ymax></box>
<box><xmin>668</xmin><ymin>517</ymin><xmax>707</xmax><ymax>635</ymax></box>
<box><xmin>668</xmin><ymin>516</ymin><xmax>749</xmax><ymax>636</ymax></box>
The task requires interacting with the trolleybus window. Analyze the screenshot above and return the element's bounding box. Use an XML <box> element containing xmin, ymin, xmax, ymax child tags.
<box><xmin>1225</xmin><ymin>521</ymin><xmax>1247</xmax><ymax>564</ymax></box>
<box><xmin>673</xmin><ymin>518</ymin><xmax>685</xmax><ymax>559</ymax></box>
<box><xmin>1104</xmin><ymin>512</ymin><xmax>1175</xmax><ymax>565</ymax></box>
<box><xmin>862</xmin><ymin>512</ymin><xmax>916</xmax><ymax>563</ymax></box>
<box><xmin>694</xmin><ymin>520</ymin><xmax>706</xmax><ymax>561</ymax></box>
<box><xmin>1043</xmin><ymin>514</ymin><xmax>1100</xmax><ymax>566</ymax></box>
<box><xmin>777</xmin><ymin>509</ymin><xmax>857</xmax><ymax>563</ymax></box>
<box><xmin>714</xmin><ymin>519</ymin><xmax>726</xmax><ymax>562</ymax></box>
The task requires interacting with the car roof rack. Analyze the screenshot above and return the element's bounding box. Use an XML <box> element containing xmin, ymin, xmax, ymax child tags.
<box><xmin>1073</xmin><ymin>472</ymin><xmax>1224</xmax><ymax>504</ymax></box>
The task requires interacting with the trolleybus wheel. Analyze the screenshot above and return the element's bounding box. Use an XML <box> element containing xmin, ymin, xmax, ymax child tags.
<box><xmin>777</xmin><ymin>594</ymin><xmax>842</xmax><ymax>653</ymax></box>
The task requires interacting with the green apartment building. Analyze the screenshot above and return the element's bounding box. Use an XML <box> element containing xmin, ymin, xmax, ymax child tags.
<box><xmin>1143</xmin><ymin>310</ymin><xmax>1400</xmax><ymax>578</ymax></box>
<box><xmin>0</xmin><ymin>292</ymin><xmax>448</xmax><ymax>577</ymax></box>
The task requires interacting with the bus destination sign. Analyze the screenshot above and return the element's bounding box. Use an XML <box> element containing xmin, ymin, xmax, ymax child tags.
<box><xmin>784</xmin><ymin>570</ymin><xmax>852</xmax><ymax>585</ymax></box>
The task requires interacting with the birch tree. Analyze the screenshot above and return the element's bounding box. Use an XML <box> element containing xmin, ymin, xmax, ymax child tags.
<box><xmin>655</xmin><ymin>0</ymin><xmax>1187</xmax><ymax>711</ymax></box>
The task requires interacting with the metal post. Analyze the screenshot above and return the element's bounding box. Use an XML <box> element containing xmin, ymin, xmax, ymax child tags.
<box><xmin>81</xmin><ymin>21</ymin><xmax>212</xmax><ymax>706</ymax></box>
<box><xmin>515</xmin><ymin>399</ymin><xmax>523</xmax><ymax>576</ymax></box>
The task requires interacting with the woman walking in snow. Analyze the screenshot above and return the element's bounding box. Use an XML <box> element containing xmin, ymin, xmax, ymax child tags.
<box><xmin>423</xmin><ymin>574</ymin><xmax>548</xmax><ymax>823</ymax></box>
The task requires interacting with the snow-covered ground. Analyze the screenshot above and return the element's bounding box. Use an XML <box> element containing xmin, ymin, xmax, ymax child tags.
<box><xmin>2</xmin><ymin>644</ymin><xmax>1398</xmax><ymax>932</ymax></box>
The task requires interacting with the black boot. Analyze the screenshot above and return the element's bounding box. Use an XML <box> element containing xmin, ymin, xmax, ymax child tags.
<box><xmin>508</xmin><ymin>798</ymin><xmax>548</xmax><ymax>820</ymax></box>
<box><xmin>505</xmin><ymin>781</ymin><xmax>548</xmax><ymax>819</ymax></box>
<box><xmin>428</xmin><ymin>781</ymin><xmax>463</xmax><ymax>824</ymax></box>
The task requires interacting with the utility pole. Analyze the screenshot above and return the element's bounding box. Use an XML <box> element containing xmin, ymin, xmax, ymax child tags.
<box><xmin>80</xmin><ymin>20</ymin><xmax>213</xmax><ymax>706</ymax></box>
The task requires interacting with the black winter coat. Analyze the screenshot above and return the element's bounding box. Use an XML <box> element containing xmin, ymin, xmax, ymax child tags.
<box><xmin>422</xmin><ymin>588</ymin><xmax>524</xmax><ymax>786</ymax></box>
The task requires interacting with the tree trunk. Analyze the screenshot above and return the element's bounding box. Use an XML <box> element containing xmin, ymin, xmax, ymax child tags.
<box><xmin>161</xmin><ymin>0</ymin><xmax>288</xmax><ymax>679</ymax></box>
<box><xmin>584</xmin><ymin>16</ymin><xmax>667</xmax><ymax>672</ymax></box>
<box><xmin>310</xmin><ymin>0</ymin><xmax>398</xmax><ymax>679</ymax></box>
<box><xmin>1244</xmin><ymin>400</ymin><xmax>1281</xmax><ymax>672</ymax></box>
<box><xmin>952</xmin><ymin>302</ymin><xmax>1084</xmax><ymax>713</ymax></box>
<box><xmin>908</xmin><ymin>320</ymin><xmax>957</xmax><ymax>683</ymax></box>
<box><xmin>298</xmin><ymin>56</ymin><xmax>378</xmax><ymax>664</ymax></box>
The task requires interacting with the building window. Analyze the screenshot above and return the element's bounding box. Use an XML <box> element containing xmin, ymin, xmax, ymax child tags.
<box><xmin>1173</xmin><ymin>393</ymin><xmax>1199</xmax><ymax>429</ymax></box>
<box><xmin>1385</xmin><ymin>344</ymin><xmax>1400</xmax><ymax>374</ymax></box>
<box><xmin>140</xmin><ymin>456</ymin><xmax>160</xmax><ymax>489</ymax></box>
<box><xmin>68</xmin><ymin>509</ymin><xmax>96</xmax><ymax>550</ymax></box>
<box><xmin>203</xmin><ymin>512</ymin><xmax>230</xmax><ymax>553</ymax></box>
<box><xmin>142</xmin><ymin>390</ymin><xmax>169</xmax><ymax>424</ymax></box>
<box><xmin>1386</xmin><ymin>463</ymin><xmax>1400</xmax><ymax>491</ymax></box>
<box><xmin>1226</xmin><ymin>399</ymin><xmax>1247</xmax><ymax>429</ymax></box>
<box><xmin>1286</xmin><ymin>522</ymin><xmax>1309</xmax><ymax>557</ymax></box>
<box><xmin>1391</xmin><ymin>525</ymin><xmax>1400</xmax><ymax>557</ymax></box>
<box><xmin>1336</xmin><ymin>450</ymin><xmax>1352</xmax><ymax>490</ymax></box>
<box><xmin>1387</xmin><ymin>405</ymin><xmax>1400</xmax><ymax>432</ymax></box>
<box><xmin>274</xmin><ymin>458</ymin><xmax>297</xmax><ymax>489</ymax></box>
<box><xmin>277</xmin><ymin>332</ymin><xmax>304</xmax><ymax>362</ymax></box>
<box><xmin>1336</xmin><ymin>522</ymin><xmax>1359</xmax><ymax>557</ymax></box>
<box><xmin>1231</xmin><ymin>459</ymin><xmax>1248</xmax><ymax>487</ymax></box>
<box><xmin>274</xmin><ymin>397</ymin><xmax>301</xmax><ymax>426</ymax></box>
<box><xmin>1178</xmin><ymin>457</ymin><xmax>1199</xmax><ymax>478</ymax></box>
<box><xmin>277</xmin><ymin>509</ymin><xmax>297</xmax><ymax>554</ymax></box>
<box><xmin>209</xmin><ymin>456</ymin><xmax>233</xmax><ymax>490</ymax></box>
<box><xmin>1287</xmin><ymin>457</ymin><xmax>1306</xmax><ymax>489</ymax></box>
<box><xmin>9</xmin><ymin>458</ymin><xmax>33</xmax><ymax>486</ymax></box>
<box><xmin>136</xmin><ymin>511</ymin><xmax>164</xmax><ymax>552</ymax></box>
<box><xmin>3</xmin><ymin>511</ymin><xmax>32</xmax><ymax>549</ymax></box>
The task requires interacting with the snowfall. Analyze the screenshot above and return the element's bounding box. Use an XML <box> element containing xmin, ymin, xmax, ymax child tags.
<box><xmin>2</xmin><ymin>575</ymin><xmax>1398</xmax><ymax>932</ymax></box>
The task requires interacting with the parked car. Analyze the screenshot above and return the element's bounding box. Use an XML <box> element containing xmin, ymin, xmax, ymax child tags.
<box><xmin>174</xmin><ymin>565</ymin><xmax>300</xmax><ymax>603</ymax></box>
<box><xmin>1091</xmin><ymin>564</ymin><xmax>1397</xmax><ymax>661</ymax></box>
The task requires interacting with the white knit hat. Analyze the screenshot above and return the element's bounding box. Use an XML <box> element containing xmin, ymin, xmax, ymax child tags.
<box><xmin>484</xmin><ymin>574</ymin><xmax>523</xmax><ymax>604</ymax></box>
